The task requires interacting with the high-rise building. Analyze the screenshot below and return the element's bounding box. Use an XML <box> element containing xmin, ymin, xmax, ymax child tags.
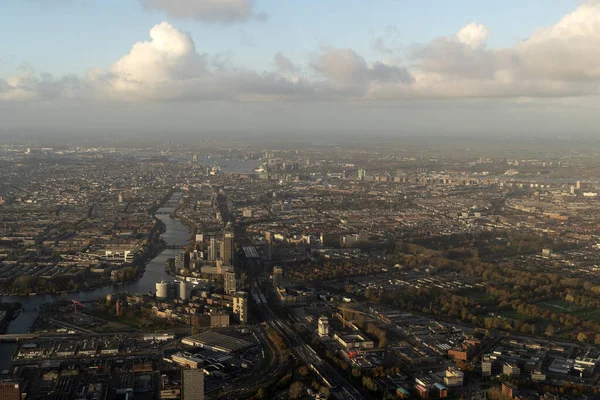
<box><xmin>221</xmin><ymin>232</ymin><xmax>234</xmax><ymax>265</ymax></box>
<box><xmin>182</xmin><ymin>369</ymin><xmax>204</xmax><ymax>400</ymax></box>
<box><xmin>273</xmin><ymin>266</ymin><xmax>283</xmax><ymax>288</ymax></box>
<box><xmin>233</xmin><ymin>292</ymin><xmax>248</xmax><ymax>324</ymax></box>
<box><xmin>318</xmin><ymin>316</ymin><xmax>329</xmax><ymax>337</ymax></box>
<box><xmin>208</xmin><ymin>238</ymin><xmax>221</xmax><ymax>261</ymax></box>
<box><xmin>358</xmin><ymin>168</ymin><xmax>366</xmax><ymax>180</ymax></box>
<box><xmin>0</xmin><ymin>382</ymin><xmax>20</xmax><ymax>400</ymax></box>
<box><xmin>175</xmin><ymin>252</ymin><xmax>186</xmax><ymax>270</ymax></box>
<box><xmin>224</xmin><ymin>271</ymin><xmax>237</xmax><ymax>295</ymax></box>
<box><xmin>264</xmin><ymin>232</ymin><xmax>272</xmax><ymax>261</ymax></box>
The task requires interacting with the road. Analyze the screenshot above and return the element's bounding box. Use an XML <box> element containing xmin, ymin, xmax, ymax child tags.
<box><xmin>253</xmin><ymin>277</ymin><xmax>365</xmax><ymax>400</ymax></box>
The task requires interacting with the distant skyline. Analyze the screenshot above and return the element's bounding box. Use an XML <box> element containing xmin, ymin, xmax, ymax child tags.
<box><xmin>1</xmin><ymin>0</ymin><xmax>600</xmax><ymax>137</ymax></box>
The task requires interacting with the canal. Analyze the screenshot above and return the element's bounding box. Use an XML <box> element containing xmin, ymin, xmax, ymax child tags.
<box><xmin>0</xmin><ymin>194</ymin><xmax>191</xmax><ymax>368</ymax></box>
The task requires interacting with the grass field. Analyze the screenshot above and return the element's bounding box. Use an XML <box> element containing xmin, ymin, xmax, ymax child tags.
<box><xmin>536</xmin><ymin>299</ymin><xmax>580</xmax><ymax>313</ymax></box>
<box><xmin>574</xmin><ymin>309</ymin><xmax>600</xmax><ymax>324</ymax></box>
<box><xmin>86</xmin><ymin>310</ymin><xmax>142</xmax><ymax>330</ymax></box>
<box><xmin>464</xmin><ymin>290</ymin><xmax>497</xmax><ymax>304</ymax></box>
<box><xmin>499</xmin><ymin>309</ymin><xmax>532</xmax><ymax>322</ymax></box>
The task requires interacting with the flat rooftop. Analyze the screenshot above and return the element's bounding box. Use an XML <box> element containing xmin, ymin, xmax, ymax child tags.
<box><xmin>183</xmin><ymin>331</ymin><xmax>253</xmax><ymax>353</ymax></box>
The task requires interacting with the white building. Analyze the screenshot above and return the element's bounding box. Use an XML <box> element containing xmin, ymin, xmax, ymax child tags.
<box><xmin>318</xmin><ymin>316</ymin><xmax>329</xmax><ymax>337</ymax></box>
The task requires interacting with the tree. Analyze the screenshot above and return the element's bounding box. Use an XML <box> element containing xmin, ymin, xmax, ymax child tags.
<box><xmin>577</xmin><ymin>332</ymin><xmax>588</xmax><ymax>343</ymax></box>
<box><xmin>545</xmin><ymin>324</ymin><xmax>556</xmax><ymax>337</ymax></box>
<box><xmin>255</xmin><ymin>388</ymin><xmax>265</xmax><ymax>399</ymax></box>
<box><xmin>289</xmin><ymin>382</ymin><xmax>303</xmax><ymax>399</ymax></box>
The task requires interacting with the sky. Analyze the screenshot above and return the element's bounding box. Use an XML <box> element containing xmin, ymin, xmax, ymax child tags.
<box><xmin>0</xmin><ymin>0</ymin><xmax>599</xmax><ymax>138</ymax></box>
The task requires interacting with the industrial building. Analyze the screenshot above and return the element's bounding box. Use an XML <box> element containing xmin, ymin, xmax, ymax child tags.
<box><xmin>182</xmin><ymin>332</ymin><xmax>254</xmax><ymax>353</ymax></box>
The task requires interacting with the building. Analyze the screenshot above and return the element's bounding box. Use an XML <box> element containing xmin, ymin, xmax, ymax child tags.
<box><xmin>182</xmin><ymin>369</ymin><xmax>205</xmax><ymax>400</ymax></box>
<box><xmin>334</xmin><ymin>333</ymin><xmax>375</xmax><ymax>350</ymax></box>
<box><xmin>156</xmin><ymin>281</ymin><xmax>169</xmax><ymax>300</ymax></box>
<box><xmin>233</xmin><ymin>292</ymin><xmax>248</xmax><ymax>324</ymax></box>
<box><xmin>0</xmin><ymin>382</ymin><xmax>20</xmax><ymax>400</ymax></box>
<box><xmin>264</xmin><ymin>232</ymin><xmax>272</xmax><ymax>261</ymax></box>
<box><xmin>320</xmin><ymin>233</ymin><xmax>341</xmax><ymax>247</ymax></box>
<box><xmin>175</xmin><ymin>252</ymin><xmax>186</xmax><ymax>270</ymax></box>
<box><xmin>179</xmin><ymin>281</ymin><xmax>189</xmax><ymax>301</ymax></box>
<box><xmin>182</xmin><ymin>331</ymin><xmax>254</xmax><ymax>353</ymax></box>
<box><xmin>318</xmin><ymin>316</ymin><xmax>330</xmax><ymax>337</ymax></box>
<box><xmin>208</xmin><ymin>238</ymin><xmax>221</xmax><ymax>261</ymax></box>
<box><xmin>273</xmin><ymin>266</ymin><xmax>283</xmax><ymax>288</ymax></box>
<box><xmin>482</xmin><ymin>355</ymin><xmax>492</xmax><ymax>377</ymax></box>
<box><xmin>172</xmin><ymin>352</ymin><xmax>204</xmax><ymax>369</ymax></box>
<box><xmin>438</xmin><ymin>367</ymin><xmax>463</xmax><ymax>387</ymax></box>
<box><xmin>358</xmin><ymin>168</ymin><xmax>366</xmax><ymax>180</ymax></box>
<box><xmin>224</xmin><ymin>270</ymin><xmax>237</xmax><ymax>295</ymax></box>
<box><xmin>502</xmin><ymin>382</ymin><xmax>516</xmax><ymax>398</ymax></box>
<box><xmin>220</xmin><ymin>232</ymin><xmax>234</xmax><ymax>265</ymax></box>
<box><xmin>503</xmin><ymin>363</ymin><xmax>520</xmax><ymax>377</ymax></box>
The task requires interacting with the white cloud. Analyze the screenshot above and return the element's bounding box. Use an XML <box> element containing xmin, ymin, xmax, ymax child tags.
<box><xmin>515</xmin><ymin>2</ymin><xmax>600</xmax><ymax>80</ymax></box>
<box><xmin>4</xmin><ymin>2</ymin><xmax>600</xmax><ymax>103</ymax></box>
<box><xmin>139</xmin><ymin>0</ymin><xmax>263</xmax><ymax>23</ymax></box>
<box><xmin>94</xmin><ymin>22</ymin><xmax>316</xmax><ymax>101</ymax></box>
<box><xmin>456</xmin><ymin>22</ymin><xmax>489</xmax><ymax>49</ymax></box>
<box><xmin>107</xmin><ymin>22</ymin><xmax>207</xmax><ymax>94</ymax></box>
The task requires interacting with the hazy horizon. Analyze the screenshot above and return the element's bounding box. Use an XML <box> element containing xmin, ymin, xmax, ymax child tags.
<box><xmin>2</xmin><ymin>0</ymin><xmax>600</xmax><ymax>137</ymax></box>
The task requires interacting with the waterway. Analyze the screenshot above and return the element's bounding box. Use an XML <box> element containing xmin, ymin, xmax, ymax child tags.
<box><xmin>0</xmin><ymin>195</ymin><xmax>191</xmax><ymax>369</ymax></box>
<box><xmin>194</xmin><ymin>155</ymin><xmax>260</xmax><ymax>174</ymax></box>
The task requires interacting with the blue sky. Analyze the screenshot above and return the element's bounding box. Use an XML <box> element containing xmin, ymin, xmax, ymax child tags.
<box><xmin>0</xmin><ymin>0</ymin><xmax>579</xmax><ymax>76</ymax></box>
<box><xmin>2</xmin><ymin>0</ymin><xmax>600</xmax><ymax>137</ymax></box>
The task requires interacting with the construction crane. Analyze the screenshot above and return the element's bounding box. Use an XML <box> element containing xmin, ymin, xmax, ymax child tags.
<box><xmin>72</xmin><ymin>300</ymin><xmax>85</xmax><ymax>313</ymax></box>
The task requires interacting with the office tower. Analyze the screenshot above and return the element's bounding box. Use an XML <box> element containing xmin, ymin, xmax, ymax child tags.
<box><xmin>233</xmin><ymin>292</ymin><xmax>248</xmax><ymax>324</ymax></box>
<box><xmin>0</xmin><ymin>382</ymin><xmax>20</xmax><ymax>400</ymax></box>
<box><xmin>182</xmin><ymin>369</ymin><xmax>204</xmax><ymax>400</ymax></box>
<box><xmin>264</xmin><ymin>232</ymin><xmax>272</xmax><ymax>262</ymax></box>
<box><xmin>318</xmin><ymin>316</ymin><xmax>330</xmax><ymax>337</ymax></box>
<box><xmin>224</xmin><ymin>271</ymin><xmax>237</xmax><ymax>295</ymax></box>
<box><xmin>358</xmin><ymin>168</ymin><xmax>366</xmax><ymax>180</ymax></box>
<box><xmin>175</xmin><ymin>252</ymin><xmax>186</xmax><ymax>270</ymax></box>
<box><xmin>273</xmin><ymin>266</ymin><xmax>283</xmax><ymax>288</ymax></box>
<box><xmin>221</xmin><ymin>232</ymin><xmax>234</xmax><ymax>265</ymax></box>
<box><xmin>208</xmin><ymin>238</ymin><xmax>221</xmax><ymax>261</ymax></box>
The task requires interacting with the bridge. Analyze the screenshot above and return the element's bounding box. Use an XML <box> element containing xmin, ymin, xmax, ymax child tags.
<box><xmin>164</xmin><ymin>244</ymin><xmax>185</xmax><ymax>250</ymax></box>
<box><xmin>0</xmin><ymin>334</ymin><xmax>39</xmax><ymax>343</ymax></box>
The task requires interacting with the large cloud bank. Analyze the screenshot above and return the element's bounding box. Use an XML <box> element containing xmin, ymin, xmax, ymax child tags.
<box><xmin>3</xmin><ymin>2</ymin><xmax>600</xmax><ymax>103</ymax></box>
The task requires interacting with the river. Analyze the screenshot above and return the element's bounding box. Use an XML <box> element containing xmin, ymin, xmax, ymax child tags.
<box><xmin>0</xmin><ymin>196</ymin><xmax>191</xmax><ymax>369</ymax></box>
<box><xmin>193</xmin><ymin>155</ymin><xmax>260</xmax><ymax>174</ymax></box>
